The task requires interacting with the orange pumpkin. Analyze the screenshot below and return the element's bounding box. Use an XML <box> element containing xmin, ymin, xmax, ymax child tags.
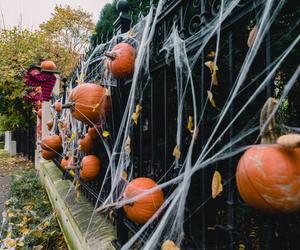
<box><xmin>88</xmin><ymin>126</ymin><xmax>100</xmax><ymax>139</ymax></box>
<box><xmin>37</xmin><ymin>109</ymin><xmax>42</xmax><ymax>119</ymax></box>
<box><xmin>41</xmin><ymin>149</ymin><xmax>56</xmax><ymax>160</ymax></box>
<box><xmin>54</xmin><ymin>101</ymin><xmax>62</xmax><ymax>113</ymax></box>
<box><xmin>47</xmin><ymin>120</ymin><xmax>54</xmax><ymax>130</ymax></box>
<box><xmin>40</xmin><ymin>60</ymin><xmax>57</xmax><ymax>70</ymax></box>
<box><xmin>80</xmin><ymin>155</ymin><xmax>101</xmax><ymax>180</ymax></box>
<box><xmin>68</xmin><ymin>83</ymin><xmax>110</xmax><ymax>125</ymax></box>
<box><xmin>123</xmin><ymin>178</ymin><xmax>164</xmax><ymax>224</ymax></box>
<box><xmin>105</xmin><ymin>43</ymin><xmax>136</xmax><ymax>79</ymax></box>
<box><xmin>41</xmin><ymin>134</ymin><xmax>62</xmax><ymax>152</ymax></box>
<box><xmin>236</xmin><ymin>145</ymin><xmax>300</xmax><ymax>213</ymax></box>
<box><xmin>78</xmin><ymin>134</ymin><xmax>94</xmax><ymax>153</ymax></box>
<box><xmin>61</xmin><ymin>157</ymin><xmax>73</xmax><ymax>170</ymax></box>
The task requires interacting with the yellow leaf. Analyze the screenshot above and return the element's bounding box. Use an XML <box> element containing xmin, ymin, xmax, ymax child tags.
<box><xmin>187</xmin><ymin>116</ymin><xmax>193</xmax><ymax>133</ymax></box>
<box><xmin>71</xmin><ymin>132</ymin><xmax>76</xmax><ymax>140</ymax></box>
<box><xmin>172</xmin><ymin>145</ymin><xmax>181</xmax><ymax>160</ymax></box>
<box><xmin>121</xmin><ymin>170</ymin><xmax>128</xmax><ymax>180</ymax></box>
<box><xmin>102</xmin><ymin>130</ymin><xmax>110</xmax><ymax>138</ymax></box>
<box><xmin>4</xmin><ymin>238</ymin><xmax>16</xmax><ymax>248</ymax></box>
<box><xmin>43</xmin><ymin>220</ymin><xmax>50</xmax><ymax>228</ymax></box>
<box><xmin>212</xmin><ymin>170</ymin><xmax>223</xmax><ymax>199</ymax></box>
<box><xmin>32</xmin><ymin>229</ymin><xmax>43</xmax><ymax>238</ymax></box>
<box><xmin>208</xmin><ymin>51</ymin><xmax>216</xmax><ymax>58</ymax></box>
<box><xmin>124</xmin><ymin>136</ymin><xmax>131</xmax><ymax>156</ymax></box>
<box><xmin>19</xmin><ymin>226</ymin><xmax>30</xmax><ymax>235</ymax></box>
<box><xmin>8</xmin><ymin>211</ymin><xmax>15</xmax><ymax>218</ymax></box>
<box><xmin>239</xmin><ymin>244</ymin><xmax>246</xmax><ymax>250</ymax></box>
<box><xmin>23</xmin><ymin>204</ymin><xmax>34</xmax><ymax>210</ymax></box>
<box><xmin>132</xmin><ymin>112</ymin><xmax>140</xmax><ymax>125</ymax></box>
<box><xmin>205</xmin><ymin>61</ymin><xmax>219</xmax><ymax>72</ymax></box>
<box><xmin>69</xmin><ymin>170</ymin><xmax>75</xmax><ymax>177</ymax></box>
<box><xmin>207</xmin><ymin>90</ymin><xmax>217</xmax><ymax>108</ymax></box>
<box><xmin>161</xmin><ymin>240</ymin><xmax>180</xmax><ymax>250</ymax></box>
<box><xmin>135</xmin><ymin>104</ymin><xmax>142</xmax><ymax>113</ymax></box>
<box><xmin>211</xmin><ymin>71</ymin><xmax>218</xmax><ymax>86</ymax></box>
<box><xmin>17</xmin><ymin>240</ymin><xmax>25</xmax><ymax>247</ymax></box>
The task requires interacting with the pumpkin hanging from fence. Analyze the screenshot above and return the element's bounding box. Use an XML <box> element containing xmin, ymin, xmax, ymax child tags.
<box><xmin>236</xmin><ymin>145</ymin><xmax>300</xmax><ymax>213</ymax></box>
<box><xmin>68</xmin><ymin>83</ymin><xmax>111</xmax><ymax>125</ymax></box>
<box><xmin>40</xmin><ymin>60</ymin><xmax>57</xmax><ymax>70</ymax></box>
<box><xmin>47</xmin><ymin>120</ymin><xmax>53</xmax><ymax>130</ymax></box>
<box><xmin>105</xmin><ymin>42</ymin><xmax>136</xmax><ymax>79</ymax></box>
<box><xmin>88</xmin><ymin>126</ymin><xmax>100</xmax><ymax>139</ymax></box>
<box><xmin>41</xmin><ymin>134</ymin><xmax>62</xmax><ymax>152</ymax></box>
<box><xmin>80</xmin><ymin>155</ymin><xmax>101</xmax><ymax>181</ymax></box>
<box><xmin>41</xmin><ymin>149</ymin><xmax>56</xmax><ymax>160</ymax></box>
<box><xmin>61</xmin><ymin>156</ymin><xmax>73</xmax><ymax>170</ymax></box>
<box><xmin>236</xmin><ymin>98</ymin><xmax>300</xmax><ymax>213</ymax></box>
<box><xmin>78</xmin><ymin>134</ymin><xmax>94</xmax><ymax>153</ymax></box>
<box><xmin>54</xmin><ymin>101</ymin><xmax>62</xmax><ymax>113</ymax></box>
<box><xmin>123</xmin><ymin>177</ymin><xmax>164</xmax><ymax>224</ymax></box>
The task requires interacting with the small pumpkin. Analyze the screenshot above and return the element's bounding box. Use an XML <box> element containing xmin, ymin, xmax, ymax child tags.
<box><xmin>41</xmin><ymin>149</ymin><xmax>56</xmax><ymax>160</ymax></box>
<box><xmin>80</xmin><ymin>155</ymin><xmax>101</xmax><ymax>181</ymax></box>
<box><xmin>88</xmin><ymin>126</ymin><xmax>100</xmax><ymax>139</ymax></box>
<box><xmin>46</xmin><ymin>120</ymin><xmax>54</xmax><ymax>130</ymax></box>
<box><xmin>37</xmin><ymin>109</ymin><xmax>42</xmax><ymax>119</ymax></box>
<box><xmin>54</xmin><ymin>101</ymin><xmax>62</xmax><ymax>113</ymax></box>
<box><xmin>123</xmin><ymin>177</ymin><xmax>164</xmax><ymax>224</ymax></box>
<box><xmin>78</xmin><ymin>134</ymin><xmax>94</xmax><ymax>153</ymax></box>
<box><xmin>61</xmin><ymin>157</ymin><xmax>73</xmax><ymax>170</ymax></box>
<box><xmin>40</xmin><ymin>60</ymin><xmax>57</xmax><ymax>70</ymax></box>
<box><xmin>68</xmin><ymin>83</ymin><xmax>110</xmax><ymax>125</ymax></box>
<box><xmin>41</xmin><ymin>134</ymin><xmax>62</xmax><ymax>152</ymax></box>
<box><xmin>105</xmin><ymin>43</ymin><xmax>136</xmax><ymax>79</ymax></box>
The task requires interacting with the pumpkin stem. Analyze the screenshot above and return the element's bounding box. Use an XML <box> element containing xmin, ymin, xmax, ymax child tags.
<box><xmin>62</xmin><ymin>102</ymin><xmax>74</xmax><ymax>109</ymax></box>
<box><xmin>105</xmin><ymin>51</ymin><xmax>117</xmax><ymax>60</ymax></box>
<box><xmin>260</xmin><ymin>97</ymin><xmax>279</xmax><ymax>144</ymax></box>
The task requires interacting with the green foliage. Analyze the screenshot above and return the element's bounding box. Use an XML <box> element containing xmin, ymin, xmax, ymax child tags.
<box><xmin>40</xmin><ymin>5</ymin><xmax>95</xmax><ymax>53</ymax></box>
<box><xmin>0</xmin><ymin>169</ymin><xmax>66</xmax><ymax>249</ymax></box>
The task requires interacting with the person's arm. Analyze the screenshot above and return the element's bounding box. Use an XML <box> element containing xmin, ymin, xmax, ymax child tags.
<box><xmin>24</xmin><ymin>72</ymin><xmax>41</xmax><ymax>87</ymax></box>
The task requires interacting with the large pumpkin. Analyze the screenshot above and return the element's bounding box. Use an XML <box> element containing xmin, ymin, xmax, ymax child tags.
<box><xmin>41</xmin><ymin>149</ymin><xmax>56</xmax><ymax>160</ymax></box>
<box><xmin>80</xmin><ymin>155</ymin><xmax>101</xmax><ymax>181</ymax></box>
<box><xmin>123</xmin><ymin>178</ymin><xmax>164</xmax><ymax>224</ymax></box>
<box><xmin>78</xmin><ymin>134</ymin><xmax>94</xmax><ymax>153</ymax></box>
<box><xmin>40</xmin><ymin>60</ymin><xmax>57</xmax><ymax>70</ymax></box>
<box><xmin>68</xmin><ymin>84</ymin><xmax>110</xmax><ymax>125</ymax></box>
<box><xmin>236</xmin><ymin>145</ymin><xmax>300</xmax><ymax>213</ymax></box>
<box><xmin>41</xmin><ymin>134</ymin><xmax>62</xmax><ymax>152</ymax></box>
<box><xmin>105</xmin><ymin>43</ymin><xmax>136</xmax><ymax>79</ymax></box>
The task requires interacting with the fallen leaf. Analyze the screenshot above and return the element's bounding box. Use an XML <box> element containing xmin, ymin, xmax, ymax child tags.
<box><xmin>212</xmin><ymin>170</ymin><xmax>223</xmax><ymax>199</ymax></box>
<box><xmin>207</xmin><ymin>90</ymin><xmax>217</xmax><ymax>108</ymax></box>
<box><xmin>102</xmin><ymin>130</ymin><xmax>110</xmax><ymax>138</ymax></box>
<box><xmin>19</xmin><ymin>226</ymin><xmax>30</xmax><ymax>235</ymax></box>
<box><xmin>172</xmin><ymin>145</ymin><xmax>181</xmax><ymax>160</ymax></box>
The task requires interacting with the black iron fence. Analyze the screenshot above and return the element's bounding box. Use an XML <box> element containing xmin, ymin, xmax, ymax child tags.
<box><xmin>56</xmin><ymin>0</ymin><xmax>300</xmax><ymax>249</ymax></box>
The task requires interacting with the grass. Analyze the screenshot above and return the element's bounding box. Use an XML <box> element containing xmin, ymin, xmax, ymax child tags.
<box><xmin>0</xmin><ymin>169</ymin><xmax>67</xmax><ymax>250</ymax></box>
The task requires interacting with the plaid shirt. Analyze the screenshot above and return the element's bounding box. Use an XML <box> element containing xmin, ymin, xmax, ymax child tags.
<box><xmin>24</xmin><ymin>72</ymin><xmax>56</xmax><ymax>101</ymax></box>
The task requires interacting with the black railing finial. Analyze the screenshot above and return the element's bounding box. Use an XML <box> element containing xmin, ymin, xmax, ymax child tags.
<box><xmin>113</xmin><ymin>0</ymin><xmax>132</xmax><ymax>35</ymax></box>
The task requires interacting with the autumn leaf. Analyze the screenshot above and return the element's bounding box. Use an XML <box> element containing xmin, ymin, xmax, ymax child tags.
<box><xmin>187</xmin><ymin>116</ymin><xmax>193</xmax><ymax>133</ymax></box>
<box><xmin>205</xmin><ymin>61</ymin><xmax>219</xmax><ymax>72</ymax></box>
<box><xmin>102</xmin><ymin>130</ymin><xmax>110</xmax><ymax>138</ymax></box>
<box><xmin>207</xmin><ymin>90</ymin><xmax>217</xmax><ymax>108</ymax></box>
<box><xmin>8</xmin><ymin>211</ymin><xmax>15</xmax><ymax>218</ymax></box>
<box><xmin>161</xmin><ymin>240</ymin><xmax>180</xmax><ymax>250</ymax></box>
<box><xmin>208</xmin><ymin>51</ymin><xmax>216</xmax><ymax>58</ymax></box>
<box><xmin>132</xmin><ymin>112</ymin><xmax>140</xmax><ymax>125</ymax></box>
<box><xmin>212</xmin><ymin>170</ymin><xmax>223</xmax><ymax>199</ymax></box>
<box><xmin>19</xmin><ymin>225</ymin><xmax>30</xmax><ymax>235</ymax></box>
<box><xmin>212</xmin><ymin>70</ymin><xmax>218</xmax><ymax>86</ymax></box>
<box><xmin>172</xmin><ymin>145</ymin><xmax>181</xmax><ymax>160</ymax></box>
<box><xmin>71</xmin><ymin>132</ymin><xmax>76</xmax><ymax>140</ymax></box>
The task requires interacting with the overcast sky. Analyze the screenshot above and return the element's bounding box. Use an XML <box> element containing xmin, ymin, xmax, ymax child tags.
<box><xmin>0</xmin><ymin>0</ymin><xmax>112</xmax><ymax>29</ymax></box>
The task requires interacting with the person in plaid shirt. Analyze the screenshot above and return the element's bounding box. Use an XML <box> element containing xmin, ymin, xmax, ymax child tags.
<box><xmin>24</xmin><ymin>64</ymin><xmax>57</xmax><ymax>102</ymax></box>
